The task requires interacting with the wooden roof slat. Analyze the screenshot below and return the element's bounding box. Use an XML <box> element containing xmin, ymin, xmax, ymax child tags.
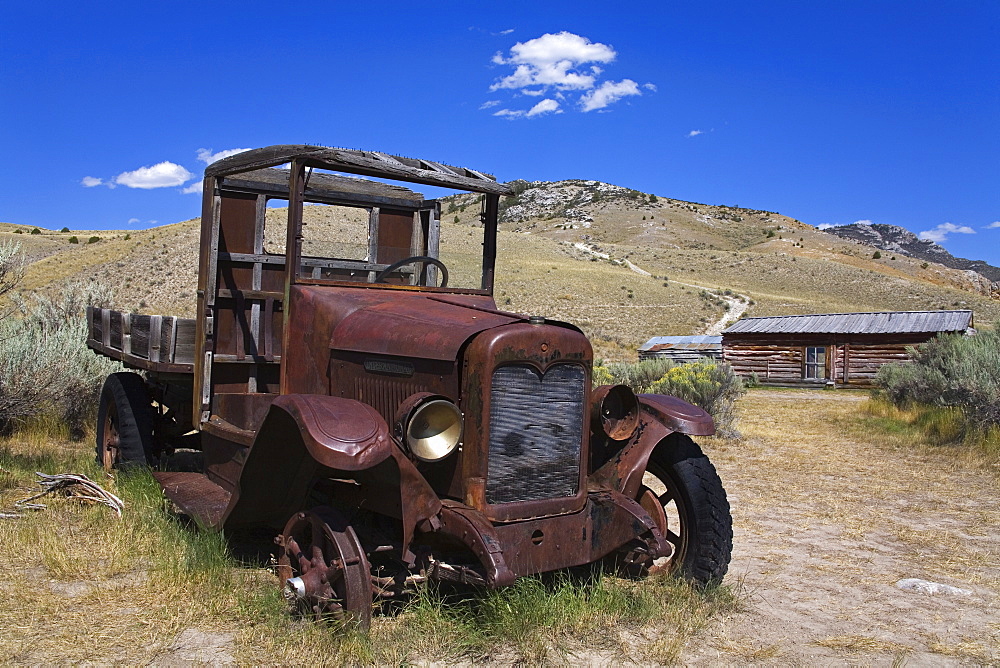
<box><xmin>206</xmin><ymin>145</ymin><xmax>513</xmax><ymax>196</ymax></box>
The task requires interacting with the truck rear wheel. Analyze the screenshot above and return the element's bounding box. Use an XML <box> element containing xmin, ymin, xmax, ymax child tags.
<box><xmin>626</xmin><ymin>434</ymin><xmax>733</xmax><ymax>585</ymax></box>
<box><xmin>96</xmin><ymin>372</ymin><xmax>154</xmax><ymax>471</ymax></box>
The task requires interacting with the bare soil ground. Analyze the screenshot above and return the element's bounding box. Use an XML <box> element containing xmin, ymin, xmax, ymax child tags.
<box><xmin>690</xmin><ymin>390</ymin><xmax>999</xmax><ymax>665</ymax></box>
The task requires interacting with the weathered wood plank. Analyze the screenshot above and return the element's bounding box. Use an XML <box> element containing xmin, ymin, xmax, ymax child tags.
<box><xmin>205</xmin><ymin>145</ymin><xmax>513</xmax><ymax>196</ymax></box>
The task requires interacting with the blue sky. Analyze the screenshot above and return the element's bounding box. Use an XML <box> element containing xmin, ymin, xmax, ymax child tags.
<box><xmin>2</xmin><ymin>1</ymin><xmax>998</xmax><ymax>265</ymax></box>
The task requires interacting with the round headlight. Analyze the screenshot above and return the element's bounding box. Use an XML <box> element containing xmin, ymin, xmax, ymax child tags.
<box><xmin>592</xmin><ymin>384</ymin><xmax>639</xmax><ymax>441</ymax></box>
<box><xmin>405</xmin><ymin>399</ymin><xmax>463</xmax><ymax>462</ymax></box>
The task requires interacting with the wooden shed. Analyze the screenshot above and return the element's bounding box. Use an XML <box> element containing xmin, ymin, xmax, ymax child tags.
<box><xmin>722</xmin><ymin>310</ymin><xmax>974</xmax><ymax>387</ymax></box>
<box><xmin>637</xmin><ymin>335</ymin><xmax>723</xmax><ymax>363</ymax></box>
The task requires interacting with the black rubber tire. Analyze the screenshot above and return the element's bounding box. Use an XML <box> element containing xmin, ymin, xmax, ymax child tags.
<box><xmin>643</xmin><ymin>434</ymin><xmax>733</xmax><ymax>584</ymax></box>
<box><xmin>96</xmin><ymin>372</ymin><xmax>154</xmax><ymax>470</ymax></box>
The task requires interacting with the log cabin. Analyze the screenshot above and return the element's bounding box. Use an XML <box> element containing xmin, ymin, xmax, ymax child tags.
<box><xmin>721</xmin><ymin>310</ymin><xmax>974</xmax><ymax>387</ymax></box>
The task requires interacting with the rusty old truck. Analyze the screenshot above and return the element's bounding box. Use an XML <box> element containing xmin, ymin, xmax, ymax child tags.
<box><xmin>86</xmin><ymin>145</ymin><xmax>733</xmax><ymax>627</ymax></box>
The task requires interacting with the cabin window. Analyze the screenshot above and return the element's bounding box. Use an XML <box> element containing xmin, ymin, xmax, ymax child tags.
<box><xmin>804</xmin><ymin>346</ymin><xmax>826</xmax><ymax>379</ymax></box>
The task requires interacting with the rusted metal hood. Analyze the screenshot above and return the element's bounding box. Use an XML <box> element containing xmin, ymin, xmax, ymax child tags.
<box><xmin>330</xmin><ymin>292</ymin><xmax>524</xmax><ymax>361</ymax></box>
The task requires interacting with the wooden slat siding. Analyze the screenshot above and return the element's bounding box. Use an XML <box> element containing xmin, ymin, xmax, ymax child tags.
<box><xmin>174</xmin><ymin>319</ymin><xmax>197</xmax><ymax>364</ymax></box>
<box><xmin>167</xmin><ymin>317</ymin><xmax>178</xmax><ymax>364</ymax></box>
<box><xmin>109</xmin><ymin>311</ymin><xmax>125</xmax><ymax>350</ymax></box>
<box><xmin>101</xmin><ymin>309</ymin><xmax>111</xmax><ymax>347</ymax></box>
<box><xmin>123</xmin><ymin>313</ymin><xmax>133</xmax><ymax>356</ymax></box>
<box><xmin>148</xmin><ymin>315</ymin><xmax>162</xmax><ymax>363</ymax></box>
<box><xmin>131</xmin><ymin>314</ymin><xmax>151</xmax><ymax>359</ymax></box>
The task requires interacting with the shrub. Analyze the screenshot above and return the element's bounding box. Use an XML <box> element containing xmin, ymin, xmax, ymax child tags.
<box><xmin>599</xmin><ymin>358</ymin><xmax>675</xmax><ymax>393</ymax></box>
<box><xmin>872</xmin><ymin>251</ymin><xmax>882</xmax><ymax>259</ymax></box>
<box><xmin>0</xmin><ymin>280</ymin><xmax>120</xmax><ymax>436</ymax></box>
<box><xmin>648</xmin><ymin>361</ymin><xmax>745</xmax><ymax>437</ymax></box>
<box><xmin>87</xmin><ymin>236</ymin><xmax>101</xmax><ymax>244</ymax></box>
<box><xmin>124</xmin><ymin>233</ymin><xmax>131</xmax><ymax>240</ymax></box>
<box><xmin>13</xmin><ymin>229</ymin><xmax>22</xmax><ymax>234</ymax></box>
<box><xmin>60</xmin><ymin>226</ymin><xmax>70</xmax><ymax>233</ymax></box>
<box><xmin>68</xmin><ymin>236</ymin><xmax>79</xmax><ymax>244</ymax></box>
<box><xmin>876</xmin><ymin>328</ymin><xmax>1000</xmax><ymax>435</ymax></box>
<box><xmin>594</xmin><ymin>358</ymin><xmax>745</xmax><ymax>437</ymax></box>
<box><xmin>30</xmin><ymin>228</ymin><xmax>41</xmax><ymax>235</ymax></box>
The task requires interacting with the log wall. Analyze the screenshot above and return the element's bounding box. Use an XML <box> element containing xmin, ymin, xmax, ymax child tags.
<box><xmin>722</xmin><ymin>332</ymin><xmax>937</xmax><ymax>387</ymax></box>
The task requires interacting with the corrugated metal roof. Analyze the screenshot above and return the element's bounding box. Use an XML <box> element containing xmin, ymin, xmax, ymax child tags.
<box><xmin>722</xmin><ymin>310</ymin><xmax>973</xmax><ymax>335</ymax></box>
<box><xmin>638</xmin><ymin>335</ymin><xmax>723</xmax><ymax>352</ymax></box>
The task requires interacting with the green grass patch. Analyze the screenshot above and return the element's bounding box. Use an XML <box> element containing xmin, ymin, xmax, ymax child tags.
<box><xmin>860</xmin><ymin>397</ymin><xmax>1000</xmax><ymax>468</ymax></box>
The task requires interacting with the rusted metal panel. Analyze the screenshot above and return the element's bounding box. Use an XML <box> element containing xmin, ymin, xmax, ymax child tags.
<box><xmin>153</xmin><ymin>471</ymin><xmax>232</xmax><ymax>529</ymax></box>
<box><xmin>329</xmin><ymin>292</ymin><xmax>521</xmax><ymax>361</ymax></box>
<box><xmin>461</xmin><ymin>321</ymin><xmax>593</xmax><ymax>523</ymax></box>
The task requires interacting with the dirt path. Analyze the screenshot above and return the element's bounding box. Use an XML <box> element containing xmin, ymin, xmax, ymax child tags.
<box><xmin>687</xmin><ymin>390</ymin><xmax>999</xmax><ymax>665</ymax></box>
<box><xmin>572</xmin><ymin>242</ymin><xmax>749</xmax><ymax>334</ymax></box>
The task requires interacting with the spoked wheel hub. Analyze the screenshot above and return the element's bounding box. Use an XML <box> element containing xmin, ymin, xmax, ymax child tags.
<box><xmin>99</xmin><ymin>401</ymin><xmax>122</xmax><ymax>472</ymax></box>
<box><xmin>276</xmin><ymin>506</ymin><xmax>373</xmax><ymax>630</ymax></box>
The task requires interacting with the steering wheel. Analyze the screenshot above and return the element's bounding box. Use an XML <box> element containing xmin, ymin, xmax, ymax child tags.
<box><xmin>373</xmin><ymin>256</ymin><xmax>449</xmax><ymax>288</ymax></box>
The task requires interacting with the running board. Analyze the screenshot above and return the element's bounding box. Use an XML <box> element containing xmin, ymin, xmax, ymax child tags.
<box><xmin>153</xmin><ymin>471</ymin><xmax>232</xmax><ymax>529</ymax></box>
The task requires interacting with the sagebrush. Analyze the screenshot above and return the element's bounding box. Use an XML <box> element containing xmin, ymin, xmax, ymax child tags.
<box><xmin>876</xmin><ymin>327</ymin><xmax>1000</xmax><ymax>434</ymax></box>
<box><xmin>0</xmin><ymin>244</ymin><xmax>120</xmax><ymax>436</ymax></box>
<box><xmin>595</xmin><ymin>358</ymin><xmax>744</xmax><ymax>436</ymax></box>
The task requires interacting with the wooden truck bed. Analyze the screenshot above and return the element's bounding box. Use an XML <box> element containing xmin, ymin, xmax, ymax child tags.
<box><xmin>86</xmin><ymin>306</ymin><xmax>196</xmax><ymax>374</ymax></box>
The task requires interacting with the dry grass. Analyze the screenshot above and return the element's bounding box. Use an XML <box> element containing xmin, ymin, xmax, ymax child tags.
<box><xmin>0</xmin><ymin>426</ymin><xmax>738</xmax><ymax>664</ymax></box>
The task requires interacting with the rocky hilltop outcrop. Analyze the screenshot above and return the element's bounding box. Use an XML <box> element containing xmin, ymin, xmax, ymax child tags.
<box><xmin>823</xmin><ymin>223</ymin><xmax>1000</xmax><ymax>285</ymax></box>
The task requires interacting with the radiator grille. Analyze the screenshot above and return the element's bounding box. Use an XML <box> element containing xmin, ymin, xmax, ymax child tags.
<box><xmin>486</xmin><ymin>364</ymin><xmax>586</xmax><ymax>505</ymax></box>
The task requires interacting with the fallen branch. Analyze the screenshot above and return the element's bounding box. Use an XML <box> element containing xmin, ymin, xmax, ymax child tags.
<box><xmin>16</xmin><ymin>472</ymin><xmax>124</xmax><ymax>517</ymax></box>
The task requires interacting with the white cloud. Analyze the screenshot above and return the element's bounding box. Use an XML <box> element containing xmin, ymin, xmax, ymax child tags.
<box><xmin>687</xmin><ymin>130</ymin><xmax>704</xmax><ymax>137</ymax></box>
<box><xmin>115</xmin><ymin>161</ymin><xmax>194</xmax><ymax>189</ymax></box>
<box><xmin>986</xmin><ymin>221</ymin><xmax>1000</xmax><ymax>229</ymax></box>
<box><xmin>487</xmin><ymin>32</ymin><xmax>652</xmax><ymax>118</ymax></box>
<box><xmin>127</xmin><ymin>218</ymin><xmax>140</xmax><ymax>225</ymax></box>
<box><xmin>498</xmin><ymin>28</ymin><xmax>514</xmax><ymax>35</ymax></box>
<box><xmin>491</xmin><ymin>31</ymin><xmax>616</xmax><ymax>92</ymax></box>
<box><xmin>479</xmin><ymin>100</ymin><xmax>501</xmax><ymax>109</ymax></box>
<box><xmin>81</xmin><ymin>176</ymin><xmax>103</xmax><ymax>187</ymax></box>
<box><xmin>854</xmin><ymin>219</ymin><xmax>874</xmax><ymax>225</ymax></box>
<box><xmin>817</xmin><ymin>223</ymin><xmax>834</xmax><ymax>230</ymax></box>
<box><xmin>181</xmin><ymin>180</ymin><xmax>204</xmax><ymax>195</ymax></box>
<box><xmin>580</xmin><ymin>79</ymin><xmax>640</xmax><ymax>112</ymax></box>
<box><xmin>196</xmin><ymin>147</ymin><xmax>251</xmax><ymax>165</ymax></box>
<box><xmin>918</xmin><ymin>222</ymin><xmax>976</xmax><ymax>243</ymax></box>
<box><xmin>527</xmin><ymin>99</ymin><xmax>561</xmax><ymax>117</ymax></box>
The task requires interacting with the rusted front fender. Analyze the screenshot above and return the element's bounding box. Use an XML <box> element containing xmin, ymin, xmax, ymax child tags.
<box><xmin>223</xmin><ymin>396</ymin><xmax>442</xmax><ymax>556</ymax></box>
<box><xmin>266</xmin><ymin>394</ymin><xmax>394</xmax><ymax>471</ymax></box>
<box><xmin>590</xmin><ymin>394</ymin><xmax>715</xmax><ymax>499</ymax></box>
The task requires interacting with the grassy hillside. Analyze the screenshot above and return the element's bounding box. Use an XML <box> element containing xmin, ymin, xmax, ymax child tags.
<box><xmin>4</xmin><ymin>180</ymin><xmax>998</xmax><ymax>362</ymax></box>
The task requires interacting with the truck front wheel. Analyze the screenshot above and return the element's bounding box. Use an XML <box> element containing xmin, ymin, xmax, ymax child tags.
<box><xmin>625</xmin><ymin>434</ymin><xmax>733</xmax><ymax>585</ymax></box>
<box><xmin>96</xmin><ymin>372</ymin><xmax>154</xmax><ymax>471</ymax></box>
